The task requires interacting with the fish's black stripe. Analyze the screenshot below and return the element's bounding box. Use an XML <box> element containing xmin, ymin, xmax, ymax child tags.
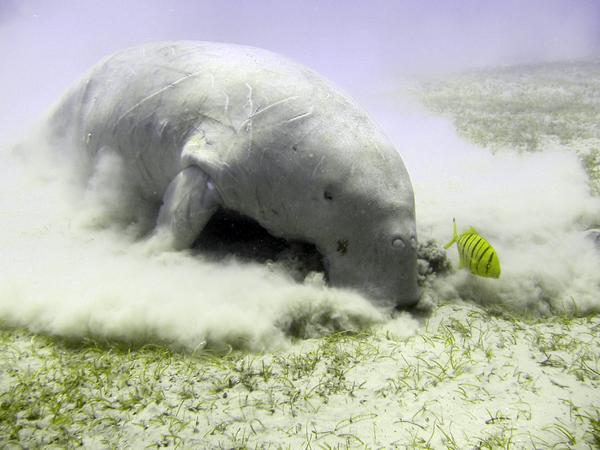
<box><xmin>470</xmin><ymin>238</ymin><xmax>488</xmax><ymax>270</ymax></box>
<box><xmin>465</xmin><ymin>236</ymin><xmax>482</xmax><ymax>262</ymax></box>
<box><xmin>460</xmin><ymin>233</ymin><xmax>477</xmax><ymax>246</ymax></box>
<box><xmin>458</xmin><ymin>232</ymin><xmax>473</xmax><ymax>246</ymax></box>
<box><xmin>468</xmin><ymin>236</ymin><xmax>484</xmax><ymax>256</ymax></box>
<box><xmin>458</xmin><ymin>235</ymin><xmax>474</xmax><ymax>267</ymax></box>
<box><xmin>460</xmin><ymin>234</ymin><xmax>478</xmax><ymax>254</ymax></box>
<box><xmin>484</xmin><ymin>251</ymin><xmax>495</xmax><ymax>275</ymax></box>
<box><xmin>459</xmin><ymin>234</ymin><xmax>478</xmax><ymax>268</ymax></box>
<box><xmin>458</xmin><ymin>236</ymin><xmax>471</xmax><ymax>250</ymax></box>
<box><xmin>458</xmin><ymin>233</ymin><xmax>473</xmax><ymax>244</ymax></box>
<box><xmin>471</xmin><ymin>239</ymin><xmax>488</xmax><ymax>259</ymax></box>
<box><xmin>466</xmin><ymin>239</ymin><xmax>481</xmax><ymax>269</ymax></box>
<box><xmin>473</xmin><ymin>238</ymin><xmax>491</xmax><ymax>258</ymax></box>
<box><xmin>475</xmin><ymin>246</ymin><xmax>492</xmax><ymax>272</ymax></box>
<box><xmin>458</xmin><ymin>244</ymin><xmax>467</xmax><ymax>267</ymax></box>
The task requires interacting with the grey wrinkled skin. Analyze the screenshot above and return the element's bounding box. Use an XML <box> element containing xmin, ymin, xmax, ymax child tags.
<box><xmin>47</xmin><ymin>41</ymin><xmax>419</xmax><ymax>308</ymax></box>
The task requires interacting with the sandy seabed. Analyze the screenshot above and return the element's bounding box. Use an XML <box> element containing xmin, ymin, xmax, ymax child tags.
<box><xmin>1</xmin><ymin>302</ymin><xmax>599</xmax><ymax>448</ymax></box>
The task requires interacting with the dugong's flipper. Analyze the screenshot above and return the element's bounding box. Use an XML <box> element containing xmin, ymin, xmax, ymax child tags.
<box><xmin>151</xmin><ymin>166</ymin><xmax>221</xmax><ymax>250</ymax></box>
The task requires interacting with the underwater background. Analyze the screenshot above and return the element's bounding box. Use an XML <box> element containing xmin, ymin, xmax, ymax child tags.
<box><xmin>1</xmin><ymin>1</ymin><xmax>599</xmax><ymax>447</ymax></box>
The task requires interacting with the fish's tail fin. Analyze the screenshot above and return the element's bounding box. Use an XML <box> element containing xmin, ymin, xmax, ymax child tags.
<box><xmin>443</xmin><ymin>218</ymin><xmax>459</xmax><ymax>249</ymax></box>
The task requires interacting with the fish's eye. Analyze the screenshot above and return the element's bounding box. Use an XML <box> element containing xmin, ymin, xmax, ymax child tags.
<box><xmin>391</xmin><ymin>237</ymin><xmax>405</xmax><ymax>250</ymax></box>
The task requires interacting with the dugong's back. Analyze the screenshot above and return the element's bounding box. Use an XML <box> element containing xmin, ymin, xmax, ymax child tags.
<box><xmin>50</xmin><ymin>41</ymin><xmax>332</xmax><ymax>199</ymax></box>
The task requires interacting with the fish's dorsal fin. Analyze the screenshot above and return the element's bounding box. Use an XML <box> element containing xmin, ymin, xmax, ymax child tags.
<box><xmin>467</xmin><ymin>227</ymin><xmax>477</xmax><ymax>234</ymax></box>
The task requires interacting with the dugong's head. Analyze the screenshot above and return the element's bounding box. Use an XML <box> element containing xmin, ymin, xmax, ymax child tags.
<box><xmin>272</xmin><ymin>110</ymin><xmax>420</xmax><ymax>308</ymax></box>
<box><xmin>223</xmin><ymin>58</ymin><xmax>420</xmax><ymax>308</ymax></box>
<box><xmin>315</xmin><ymin>145</ymin><xmax>419</xmax><ymax>307</ymax></box>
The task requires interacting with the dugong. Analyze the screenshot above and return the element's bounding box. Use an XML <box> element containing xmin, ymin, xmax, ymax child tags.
<box><xmin>47</xmin><ymin>41</ymin><xmax>419</xmax><ymax>308</ymax></box>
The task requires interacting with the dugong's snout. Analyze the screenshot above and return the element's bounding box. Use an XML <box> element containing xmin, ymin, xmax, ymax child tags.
<box><xmin>375</xmin><ymin>224</ymin><xmax>421</xmax><ymax>308</ymax></box>
<box><xmin>379</xmin><ymin>237</ymin><xmax>420</xmax><ymax>309</ymax></box>
<box><xmin>325</xmin><ymin>233</ymin><xmax>420</xmax><ymax>309</ymax></box>
<box><xmin>394</xmin><ymin>253</ymin><xmax>420</xmax><ymax>308</ymax></box>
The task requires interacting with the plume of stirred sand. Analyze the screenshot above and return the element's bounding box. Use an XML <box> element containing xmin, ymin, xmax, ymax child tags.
<box><xmin>1</xmin><ymin>1</ymin><xmax>600</xmax><ymax>349</ymax></box>
<box><xmin>0</xmin><ymin>136</ymin><xmax>384</xmax><ymax>351</ymax></box>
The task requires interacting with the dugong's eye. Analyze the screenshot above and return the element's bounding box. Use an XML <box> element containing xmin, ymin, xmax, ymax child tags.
<box><xmin>392</xmin><ymin>238</ymin><xmax>405</xmax><ymax>250</ymax></box>
<box><xmin>323</xmin><ymin>190</ymin><xmax>333</xmax><ymax>201</ymax></box>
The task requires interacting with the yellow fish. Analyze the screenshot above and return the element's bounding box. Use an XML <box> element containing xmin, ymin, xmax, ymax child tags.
<box><xmin>444</xmin><ymin>219</ymin><xmax>501</xmax><ymax>278</ymax></box>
